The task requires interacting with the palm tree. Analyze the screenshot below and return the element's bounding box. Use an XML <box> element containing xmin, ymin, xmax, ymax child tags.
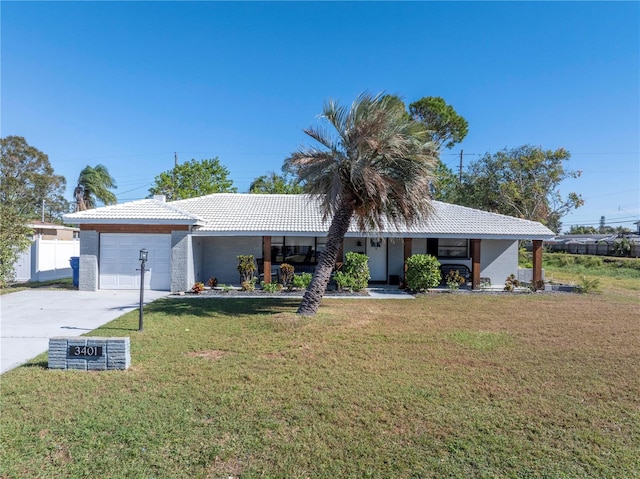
<box><xmin>74</xmin><ymin>164</ymin><xmax>117</xmax><ymax>211</ymax></box>
<box><xmin>249</xmin><ymin>171</ymin><xmax>303</xmax><ymax>194</ymax></box>
<box><xmin>286</xmin><ymin>93</ymin><xmax>438</xmax><ymax>316</ymax></box>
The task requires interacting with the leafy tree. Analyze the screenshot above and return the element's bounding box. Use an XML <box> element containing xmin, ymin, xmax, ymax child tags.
<box><xmin>568</xmin><ymin>225</ymin><xmax>599</xmax><ymax>235</ymax></box>
<box><xmin>74</xmin><ymin>164</ymin><xmax>117</xmax><ymax>211</ymax></box>
<box><xmin>249</xmin><ymin>171</ymin><xmax>303</xmax><ymax>194</ymax></box>
<box><xmin>1</xmin><ymin>135</ymin><xmax>69</xmax><ymax>221</ymax></box>
<box><xmin>1</xmin><ymin>136</ymin><xmax>68</xmax><ymax>286</ymax></box>
<box><xmin>408</xmin><ymin>97</ymin><xmax>468</xmax><ymax>202</ymax></box>
<box><xmin>0</xmin><ymin>205</ymin><xmax>33</xmax><ymax>287</ymax></box>
<box><xmin>455</xmin><ymin>145</ymin><xmax>583</xmax><ymax>233</ymax></box>
<box><xmin>599</xmin><ymin>216</ymin><xmax>606</xmax><ymax>234</ymax></box>
<box><xmin>430</xmin><ymin>160</ymin><xmax>460</xmax><ymax>202</ymax></box>
<box><xmin>285</xmin><ymin>92</ymin><xmax>438</xmax><ymax>316</ymax></box>
<box><xmin>148</xmin><ymin>158</ymin><xmax>236</xmax><ymax>201</ymax></box>
<box><xmin>409</xmin><ymin>96</ymin><xmax>469</xmax><ymax>150</ymax></box>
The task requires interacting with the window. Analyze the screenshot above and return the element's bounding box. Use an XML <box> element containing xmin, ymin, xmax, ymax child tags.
<box><xmin>268</xmin><ymin>236</ymin><xmax>317</xmax><ymax>263</ymax></box>
<box><xmin>437</xmin><ymin>239</ymin><xmax>469</xmax><ymax>258</ymax></box>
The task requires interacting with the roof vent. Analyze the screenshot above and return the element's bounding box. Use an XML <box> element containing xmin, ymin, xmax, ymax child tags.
<box><xmin>153</xmin><ymin>195</ymin><xmax>166</xmax><ymax>203</ymax></box>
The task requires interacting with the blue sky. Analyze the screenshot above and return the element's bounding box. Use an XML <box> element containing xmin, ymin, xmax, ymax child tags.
<box><xmin>2</xmin><ymin>1</ymin><xmax>638</xmax><ymax>231</ymax></box>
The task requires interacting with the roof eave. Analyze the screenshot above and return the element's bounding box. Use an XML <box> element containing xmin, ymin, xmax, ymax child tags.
<box><xmin>62</xmin><ymin>218</ymin><xmax>200</xmax><ymax>226</ymax></box>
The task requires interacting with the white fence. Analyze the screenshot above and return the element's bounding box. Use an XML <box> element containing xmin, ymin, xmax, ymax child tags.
<box><xmin>12</xmin><ymin>239</ymin><xmax>80</xmax><ymax>283</ymax></box>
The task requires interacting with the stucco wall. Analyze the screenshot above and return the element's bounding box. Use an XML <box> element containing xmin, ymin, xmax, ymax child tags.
<box><xmin>200</xmin><ymin>236</ymin><xmax>262</xmax><ymax>285</ymax></box>
<box><xmin>480</xmin><ymin>240</ymin><xmax>518</xmax><ymax>286</ymax></box>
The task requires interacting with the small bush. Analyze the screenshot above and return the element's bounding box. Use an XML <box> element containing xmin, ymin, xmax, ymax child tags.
<box><xmin>292</xmin><ymin>272</ymin><xmax>312</xmax><ymax>290</ymax></box>
<box><xmin>579</xmin><ymin>276</ymin><xmax>601</xmax><ymax>294</ymax></box>
<box><xmin>207</xmin><ymin>277</ymin><xmax>218</xmax><ymax>287</ymax></box>
<box><xmin>261</xmin><ymin>281</ymin><xmax>282</xmax><ymax>293</ymax></box>
<box><xmin>334</xmin><ymin>252</ymin><xmax>370</xmax><ymax>292</ymax></box>
<box><xmin>446</xmin><ymin>269</ymin><xmax>466</xmax><ymax>290</ymax></box>
<box><xmin>191</xmin><ymin>282</ymin><xmax>205</xmax><ymax>294</ymax></box>
<box><xmin>504</xmin><ymin>274</ymin><xmax>521</xmax><ymax>292</ymax></box>
<box><xmin>575</xmin><ymin>256</ymin><xmax>603</xmax><ymax>268</ymax></box>
<box><xmin>237</xmin><ymin>255</ymin><xmax>257</xmax><ymax>283</ymax></box>
<box><xmin>405</xmin><ymin>254</ymin><xmax>441</xmax><ymax>291</ymax></box>
<box><xmin>241</xmin><ymin>277</ymin><xmax>257</xmax><ymax>291</ymax></box>
<box><xmin>279</xmin><ymin>263</ymin><xmax>295</xmax><ymax>289</ymax></box>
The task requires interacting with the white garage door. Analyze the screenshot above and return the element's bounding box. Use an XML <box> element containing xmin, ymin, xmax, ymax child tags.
<box><xmin>99</xmin><ymin>233</ymin><xmax>171</xmax><ymax>290</ymax></box>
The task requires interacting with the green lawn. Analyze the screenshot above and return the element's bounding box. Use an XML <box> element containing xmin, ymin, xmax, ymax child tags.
<box><xmin>0</xmin><ymin>278</ymin><xmax>74</xmax><ymax>295</ymax></box>
<box><xmin>1</xmin><ymin>285</ymin><xmax>639</xmax><ymax>477</ymax></box>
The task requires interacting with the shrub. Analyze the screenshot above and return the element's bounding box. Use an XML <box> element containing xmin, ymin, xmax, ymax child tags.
<box><xmin>334</xmin><ymin>252</ymin><xmax>370</xmax><ymax>292</ymax></box>
<box><xmin>279</xmin><ymin>263</ymin><xmax>295</xmax><ymax>289</ymax></box>
<box><xmin>613</xmin><ymin>237</ymin><xmax>632</xmax><ymax>257</ymax></box>
<box><xmin>261</xmin><ymin>281</ymin><xmax>282</xmax><ymax>293</ymax></box>
<box><xmin>237</xmin><ymin>255</ymin><xmax>257</xmax><ymax>283</ymax></box>
<box><xmin>207</xmin><ymin>277</ymin><xmax>218</xmax><ymax>287</ymax></box>
<box><xmin>241</xmin><ymin>277</ymin><xmax>257</xmax><ymax>291</ymax></box>
<box><xmin>292</xmin><ymin>272</ymin><xmax>312</xmax><ymax>290</ymax></box>
<box><xmin>405</xmin><ymin>254</ymin><xmax>441</xmax><ymax>291</ymax></box>
<box><xmin>579</xmin><ymin>276</ymin><xmax>601</xmax><ymax>294</ymax></box>
<box><xmin>191</xmin><ymin>282</ymin><xmax>205</xmax><ymax>294</ymax></box>
<box><xmin>503</xmin><ymin>274</ymin><xmax>521</xmax><ymax>292</ymax></box>
<box><xmin>446</xmin><ymin>269</ymin><xmax>466</xmax><ymax>290</ymax></box>
<box><xmin>575</xmin><ymin>256</ymin><xmax>603</xmax><ymax>268</ymax></box>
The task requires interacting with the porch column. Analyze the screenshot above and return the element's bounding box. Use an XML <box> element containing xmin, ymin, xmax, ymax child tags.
<box><xmin>532</xmin><ymin>240</ymin><xmax>543</xmax><ymax>286</ymax></box>
<box><xmin>470</xmin><ymin>239</ymin><xmax>481</xmax><ymax>289</ymax></box>
<box><xmin>263</xmin><ymin>236</ymin><xmax>272</xmax><ymax>284</ymax></box>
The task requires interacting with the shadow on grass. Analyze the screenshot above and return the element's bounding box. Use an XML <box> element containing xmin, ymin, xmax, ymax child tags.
<box><xmin>144</xmin><ymin>297</ymin><xmax>302</xmax><ymax>317</ymax></box>
<box><xmin>19</xmin><ymin>360</ymin><xmax>49</xmax><ymax>370</ymax></box>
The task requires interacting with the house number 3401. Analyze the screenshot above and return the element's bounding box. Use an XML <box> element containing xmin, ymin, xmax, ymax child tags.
<box><xmin>68</xmin><ymin>346</ymin><xmax>103</xmax><ymax>357</ymax></box>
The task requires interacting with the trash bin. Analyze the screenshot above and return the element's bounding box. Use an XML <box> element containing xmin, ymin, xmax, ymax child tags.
<box><xmin>69</xmin><ymin>256</ymin><xmax>80</xmax><ymax>288</ymax></box>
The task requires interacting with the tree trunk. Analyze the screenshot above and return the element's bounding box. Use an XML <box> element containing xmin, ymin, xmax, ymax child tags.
<box><xmin>297</xmin><ymin>199</ymin><xmax>355</xmax><ymax>316</ymax></box>
<box><xmin>74</xmin><ymin>187</ymin><xmax>86</xmax><ymax>212</ymax></box>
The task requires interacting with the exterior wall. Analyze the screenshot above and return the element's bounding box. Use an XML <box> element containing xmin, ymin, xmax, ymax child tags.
<box><xmin>191</xmin><ymin>236</ymin><xmax>205</xmax><ymax>285</ymax></box>
<box><xmin>387</xmin><ymin>238</ymin><xmax>405</xmax><ymax>279</ymax></box>
<box><xmin>79</xmin><ymin>231</ymin><xmax>100</xmax><ymax>291</ymax></box>
<box><xmin>343</xmin><ymin>238</ymin><xmax>366</xmax><ymax>257</ymax></box>
<box><xmin>479</xmin><ymin>240</ymin><xmax>518</xmax><ymax>286</ymax></box>
<box><xmin>412</xmin><ymin>238</ymin><xmax>427</xmax><ymax>255</ymax></box>
<box><xmin>171</xmin><ymin>231</ymin><xmax>192</xmax><ymax>293</ymax></box>
<box><xmin>200</xmin><ymin>236</ymin><xmax>262</xmax><ymax>285</ymax></box>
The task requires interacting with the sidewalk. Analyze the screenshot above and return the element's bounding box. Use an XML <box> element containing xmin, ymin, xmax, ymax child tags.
<box><xmin>0</xmin><ymin>289</ymin><xmax>168</xmax><ymax>374</ymax></box>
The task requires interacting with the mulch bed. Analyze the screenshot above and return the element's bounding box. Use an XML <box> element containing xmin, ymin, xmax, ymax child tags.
<box><xmin>175</xmin><ymin>287</ymin><xmax>369</xmax><ymax>298</ymax></box>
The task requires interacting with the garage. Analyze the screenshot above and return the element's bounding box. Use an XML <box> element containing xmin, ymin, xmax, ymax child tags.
<box><xmin>99</xmin><ymin>233</ymin><xmax>171</xmax><ymax>290</ymax></box>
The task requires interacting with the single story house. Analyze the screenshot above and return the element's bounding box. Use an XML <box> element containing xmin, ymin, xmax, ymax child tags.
<box><xmin>63</xmin><ymin>193</ymin><xmax>554</xmax><ymax>292</ymax></box>
<box><xmin>27</xmin><ymin>221</ymin><xmax>79</xmax><ymax>240</ymax></box>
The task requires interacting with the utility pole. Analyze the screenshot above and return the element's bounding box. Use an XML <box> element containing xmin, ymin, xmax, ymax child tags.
<box><xmin>459</xmin><ymin>150</ymin><xmax>464</xmax><ymax>182</ymax></box>
<box><xmin>41</xmin><ymin>199</ymin><xmax>45</xmax><ymax>222</ymax></box>
<box><xmin>174</xmin><ymin>152</ymin><xmax>178</xmax><ymax>168</ymax></box>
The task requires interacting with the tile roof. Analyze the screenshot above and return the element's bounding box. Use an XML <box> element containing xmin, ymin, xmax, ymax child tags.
<box><xmin>176</xmin><ymin>194</ymin><xmax>554</xmax><ymax>239</ymax></box>
<box><xmin>64</xmin><ymin>194</ymin><xmax>554</xmax><ymax>239</ymax></box>
<box><xmin>63</xmin><ymin>198</ymin><xmax>204</xmax><ymax>224</ymax></box>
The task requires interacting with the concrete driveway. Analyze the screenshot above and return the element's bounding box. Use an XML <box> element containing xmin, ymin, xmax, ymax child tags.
<box><xmin>0</xmin><ymin>289</ymin><xmax>168</xmax><ymax>374</ymax></box>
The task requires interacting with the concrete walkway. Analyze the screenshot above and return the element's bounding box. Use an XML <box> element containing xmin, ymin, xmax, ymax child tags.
<box><xmin>0</xmin><ymin>289</ymin><xmax>168</xmax><ymax>374</ymax></box>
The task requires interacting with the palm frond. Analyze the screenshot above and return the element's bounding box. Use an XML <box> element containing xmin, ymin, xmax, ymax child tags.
<box><xmin>287</xmin><ymin>92</ymin><xmax>438</xmax><ymax>231</ymax></box>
